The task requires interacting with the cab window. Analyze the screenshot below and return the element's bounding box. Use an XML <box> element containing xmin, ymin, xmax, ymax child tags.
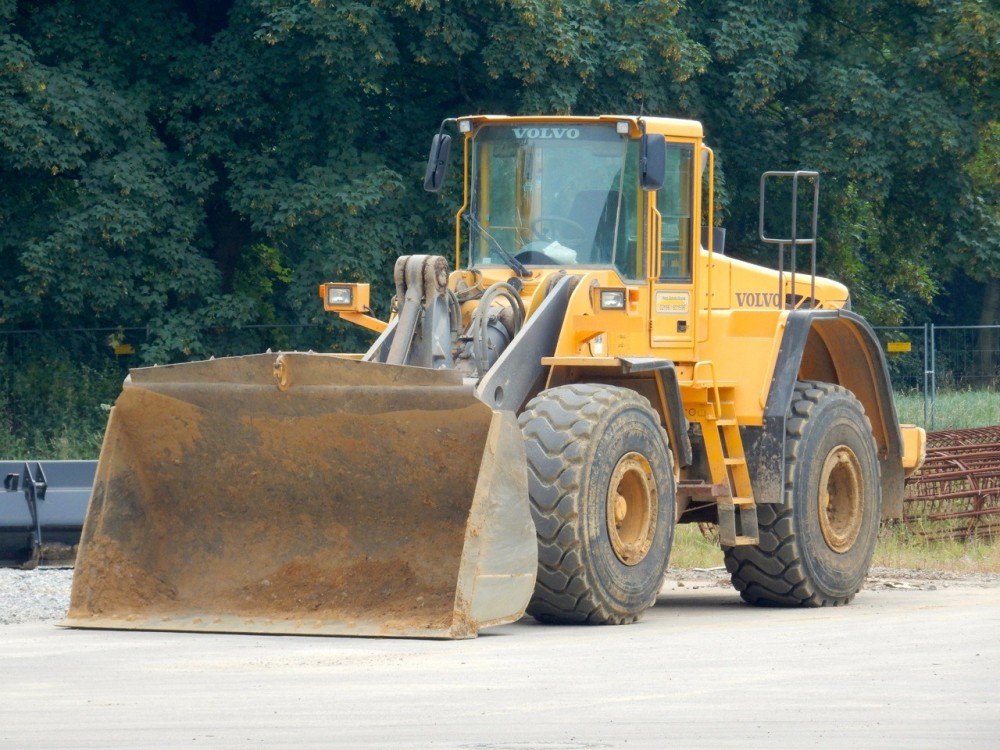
<box><xmin>657</xmin><ymin>144</ymin><xmax>694</xmax><ymax>281</ymax></box>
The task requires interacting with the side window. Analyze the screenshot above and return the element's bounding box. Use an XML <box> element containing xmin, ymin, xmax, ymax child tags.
<box><xmin>657</xmin><ymin>144</ymin><xmax>694</xmax><ymax>280</ymax></box>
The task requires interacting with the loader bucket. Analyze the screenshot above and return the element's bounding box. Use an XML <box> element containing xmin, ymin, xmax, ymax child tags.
<box><xmin>64</xmin><ymin>353</ymin><xmax>537</xmax><ymax>639</ymax></box>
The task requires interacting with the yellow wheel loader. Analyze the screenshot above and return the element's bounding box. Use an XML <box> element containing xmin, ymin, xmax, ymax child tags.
<box><xmin>66</xmin><ymin>115</ymin><xmax>926</xmax><ymax>638</ymax></box>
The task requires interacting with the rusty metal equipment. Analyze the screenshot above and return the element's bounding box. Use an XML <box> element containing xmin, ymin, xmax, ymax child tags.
<box><xmin>903</xmin><ymin>426</ymin><xmax>1000</xmax><ymax>541</ymax></box>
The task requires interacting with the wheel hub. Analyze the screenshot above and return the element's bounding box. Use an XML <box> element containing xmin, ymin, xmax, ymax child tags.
<box><xmin>606</xmin><ymin>452</ymin><xmax>657</xmax><ymax>566</ymax></box>
<box><xmin>818</xmin><ymin>446</ymin><xmax>864</xmax><ymax>553</ymax></box>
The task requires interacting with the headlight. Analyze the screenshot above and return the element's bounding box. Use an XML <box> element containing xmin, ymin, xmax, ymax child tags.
<box><xmin>325</xmin><ymin>285</ymin><xmax>353</xmax><ymax>307</ymax></box>
<box><xmin>599</xmin><ymin>289</ymin><xmax>626</xmax><ymax>310</ymax></box>
<box><xmin>320</xmin><ymin>283</ymin><xmax>370</xmax><ymax>312</ymax></box>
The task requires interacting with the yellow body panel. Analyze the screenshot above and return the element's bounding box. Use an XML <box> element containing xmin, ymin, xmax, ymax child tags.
<box><xmin>460</xmin><ymin>114</ymin><xmax>704</xmax><ymax>140</ymax></box>
<box><xmin>901</xmin><ymin>424</ymin><xmax>928</xmax><ymax>476</ymax></box>
<box><xmin>458</xmin><ymin>255</ymin><xmax>847</xmax><ymax>428</ymax></box>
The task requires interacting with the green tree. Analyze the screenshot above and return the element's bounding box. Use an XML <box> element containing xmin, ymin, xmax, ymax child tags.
<box><xmin>682</xmin><ymin>0</ymin><xmax>999</xmax><ymax>327</ymax></box>
<box><xmin>955</xmin><ymin>121</ymin><xmax>1000</xmax><ymax>374</ymax></box>
<box><xmin>2</xmin><ymin>0</ymin><xmax>997</xmax><ymax>349</ymax></box>
<box><xmin>0</xmin><ymin>1</ymin><xmax>231</xmax><ymax>351</ymax></box>
<box><xmin>2</xmin><ymin>0</ymin><xmax>998</xmax><ymax>455</ymax></box>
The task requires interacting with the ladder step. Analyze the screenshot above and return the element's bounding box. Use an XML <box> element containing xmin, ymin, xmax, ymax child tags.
<box><xmin>696</xmin><ymin>397</ymin><xmax>759</xmax><ymax>545</ymax></box>
<box><xmin>718</xmin><ymin>503</ymin><xmax>760</xmax><ymax>546</ymax></box>
<box><xmin>677</xmin><ymin>481</ymin><xmax>730</xmax><ymax>498</ymax></box>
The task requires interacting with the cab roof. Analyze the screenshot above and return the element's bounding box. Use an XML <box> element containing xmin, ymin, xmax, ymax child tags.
<box><xmin>457</xmin><ymin>114</ymin><xmax>703</xmax><ymax>139</ymax></box>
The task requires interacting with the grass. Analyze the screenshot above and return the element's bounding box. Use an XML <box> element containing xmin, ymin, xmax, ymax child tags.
<box><xmin>670</xmin><ymin>523</ymin><xmax>1000</xmax><ymax>574</ymax></box>
<box><xmin>0</xmin><ymin>356</ymin><xmax>122</xmax><ymax>460</ymax></box>
<box><xmin>894</xmin><ymin>388</ymin><xmax>1000</xmax><ymax>430</ymax></box>
<box><xmin>669</xmin><ymin>525</ymin><xmax>725</xmax><ymax>570</ymax></box>
<box><xmin>873</xmin><ymin>523</ymin><xmax>1000</xmax><ymax>573</ymax></box>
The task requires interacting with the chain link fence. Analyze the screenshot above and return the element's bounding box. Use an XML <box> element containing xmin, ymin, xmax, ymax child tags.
<box><xmin>0</xmin><ymin>324</ymin><xmax>340</xmax><ymax>458</ymax></box>
<box><xmin>874</xmin><ymin>324</ymin><xmax>999</xmax><ymax>428</ymax></box>
<box><xmin>1</xmin><ymin>322</ymin><xmax>338</xmax><ymax>397</ymax></box>
<box><xmin>2</xmin><ymin>321</ymin><xmax>996</xmax><ymax>449</ymax></box>
<box><xmin>0</xmin><ymin>323</ymin><xmax>339</xmax><ymax>369</ymax></box>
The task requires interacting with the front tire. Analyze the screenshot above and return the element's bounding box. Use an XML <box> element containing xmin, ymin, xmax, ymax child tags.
<box><xmin>724</xmin><ymin>381</ymin><xmax>881</xmax><ymax>606</ymax></box>
<box><xmin>518</xmin><ymin>384</ymin><xmax>675</xmax><ymax>624</ymax></box>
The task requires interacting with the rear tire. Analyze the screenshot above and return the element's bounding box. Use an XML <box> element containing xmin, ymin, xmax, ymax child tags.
<box><xmin>724</xmin><ymin>381</ymin><xmax>881</xmax><ymax>606</ymax></box>
<box><xmin>518</xmin><ymin>384</ymin><xmax>675</xmax><ymax>624</ymax></box>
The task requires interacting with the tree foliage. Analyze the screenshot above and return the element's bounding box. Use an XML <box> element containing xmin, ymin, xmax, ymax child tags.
<box><xmin>686</xmin><ymin>0</ymin><xmax>999</xmax><ymax>324</ymax></box>
<box><xmin>1</xmin><ymin>0</ymin><xmax>997</xmax><ymax>368</ymax></box>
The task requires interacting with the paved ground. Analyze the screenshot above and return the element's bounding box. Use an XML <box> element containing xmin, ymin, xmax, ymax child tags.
<box><xmin>2</xmin><ymin>571</ymin><xmax>998</xmax><ymax>749</ymax></box>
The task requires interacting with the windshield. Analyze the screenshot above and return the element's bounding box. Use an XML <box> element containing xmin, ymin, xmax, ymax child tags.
<box><xmin>467</xmin><ymin>124</ymin><xmax>643</xmax><ymax>279</ymax></box>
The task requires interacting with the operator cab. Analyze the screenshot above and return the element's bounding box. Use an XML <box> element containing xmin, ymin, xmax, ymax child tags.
<box><xmin>422</xmin><ymin>115</ymin><xmax>706</xmax><ymax>351</ymax></box>
<box><xmin>445</xmin><ymin>117</ymin><xmax>694</xmax><ymax>285</ymax></box>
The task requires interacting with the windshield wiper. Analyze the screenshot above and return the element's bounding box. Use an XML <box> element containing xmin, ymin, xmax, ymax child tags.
<box><xmin>462</xmin><ymin>213</ymin><xmax>530</xmax><ymax>278</ymax></box>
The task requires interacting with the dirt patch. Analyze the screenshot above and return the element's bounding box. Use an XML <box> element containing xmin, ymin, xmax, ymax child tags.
<box><xmin>662</xmin><ymin>567</ymin><xmax>733</xmax><ymax>592</ymax></box>
<box><xmin>223</xmin><ymin>557</ymin><xmax>456</xmax><ymax>629</ymax></box>
<box><xmin>69</xmin><ymin>537</ymin><xmax>459</xmax><ymax>632</ymax></box>
<box><xmin>68</xmin><ymin>537</ymin><xmax>178</xmax><ymax>617</ymax></box>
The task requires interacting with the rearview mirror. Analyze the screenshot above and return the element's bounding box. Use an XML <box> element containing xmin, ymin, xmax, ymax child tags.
<box><xmin>423</xmin><ymin>133</ymin><xmax>452</xmax><ymax>192</ymax></box>
<box><xmin>640</xmin><ymin>133</ymin><xmax>666</xmax><ymax>191</ymax></box>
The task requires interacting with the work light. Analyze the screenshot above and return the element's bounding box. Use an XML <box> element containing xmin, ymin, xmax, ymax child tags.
<box><xmin>325</xmin><ymin>285</ymin><xmax>354</xmax><ymax>307</ymax></box>
<box><xmin>599</xmin><ymin>289</ymin><xmax>626</xmax><ymax>310</ymax></box>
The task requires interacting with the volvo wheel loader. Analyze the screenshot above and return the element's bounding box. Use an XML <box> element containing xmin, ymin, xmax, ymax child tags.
<box><xmin>66</xmin><ymin>115</ymin><xmax>926</xmax><ymax>638</ymax></box>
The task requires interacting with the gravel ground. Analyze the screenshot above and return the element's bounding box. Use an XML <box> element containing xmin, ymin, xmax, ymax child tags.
<box><xmin>661</xmin><ymin>565</ymin><xmax>1000</xmax><ymax>592</ymax></box>
<box><xmin>2</xmin><ymin>566</ymin><xmax>998</xmax><ymax>626</ymax></box>
<box><xmin>0</xmin><ymin>568</ymin><xmax>75</xmax><ymax>625</ymax></box>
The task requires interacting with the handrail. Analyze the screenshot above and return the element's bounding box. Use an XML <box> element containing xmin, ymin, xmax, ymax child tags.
<box><xmin>759</xmin><ymin>170</ymin><xmax>819</xmax><ymax>309</ymax></box>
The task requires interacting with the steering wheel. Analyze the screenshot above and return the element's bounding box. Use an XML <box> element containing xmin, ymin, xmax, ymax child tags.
<box><xmin>530</xmin><ymin>216</ymin><xmax>586</xmax><ymax>246</ymax></box>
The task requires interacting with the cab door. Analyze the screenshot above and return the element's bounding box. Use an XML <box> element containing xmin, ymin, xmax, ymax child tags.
<box><xmin>650</xmin><ymin>141</ymin><xmax>697</xmax><ymax>351</ymax></box>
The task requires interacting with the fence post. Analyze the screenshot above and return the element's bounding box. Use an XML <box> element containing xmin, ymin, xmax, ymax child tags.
<box><xmin>922</xmin><ymin>323</ymin><xmax>928</xmax><ymax>426</ymax></box>
<box><xmin>930</xmin><ymin>323</ymin><xmax>937</xmax><ymax>430</ymax></box>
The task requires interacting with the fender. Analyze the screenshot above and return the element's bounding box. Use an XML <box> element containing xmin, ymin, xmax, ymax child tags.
<box><xmin>744</xmin><ymin>309</ymin><xmax>905</xmax><ymax>519</ymax></box>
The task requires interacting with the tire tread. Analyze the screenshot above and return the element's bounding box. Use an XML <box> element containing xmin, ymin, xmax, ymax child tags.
<box><xmin>519</xmin><ymin>384</ymin><xmax>672</xmax><ymax>624</ymax></box>
<box><xmin>723</xmin><ymin>380</ymin><xmax>879</xmax><ymax>607</ymax></box>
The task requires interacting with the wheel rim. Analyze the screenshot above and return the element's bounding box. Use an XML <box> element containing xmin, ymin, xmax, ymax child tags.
<box><xmin>818</xmin><ymin>446</ymin><xmax>865</xmax><ymax>553</ymax></box>
<box><xmin>606</xmin><ymin>452</ymin><xmax>657</xmax><ymax>566</ymax></box>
